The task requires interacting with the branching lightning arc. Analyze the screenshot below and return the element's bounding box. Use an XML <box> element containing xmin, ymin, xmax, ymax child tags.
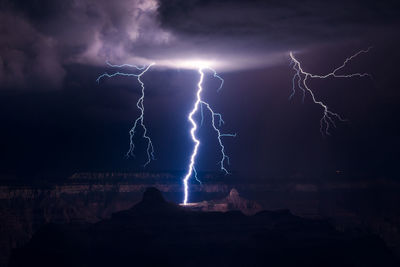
<box><xmin>289</xmin><ymin>47</ymin><xmax>372</xmax><ymax>135</ymax></box>
<box><xmin>183</xmin><ymin>67</ymin><xmax>236</xmax><ymax>205</ymax></box>
<box><xmin>97</xmin><ymin>63</ymin><xmax>235</xmax><ymax>204</ymax></box>
<box><xmin>95</xmin><ymin>48</ymin><xmax>370</xmax><ymax>204</ymax></box>
<box><xmin>96</xmin><ymin>62</ymin><xmax>156</xmax><ymax>167</ymax></box>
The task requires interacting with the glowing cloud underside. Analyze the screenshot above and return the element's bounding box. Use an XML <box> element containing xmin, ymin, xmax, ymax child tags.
<box><xmin>289</xmin><ymin>47</ymin><xmax>372</xmax><ymax>135</ymax></box>
<box><xmin>96</xmin><ymin>62</ymin><xmax>155</xmax><ymax>167</ymax></box>
<box><xmin>183</xmin><ymin>67</ymin><xmax>236</xmax><ymax>205</ymax></box>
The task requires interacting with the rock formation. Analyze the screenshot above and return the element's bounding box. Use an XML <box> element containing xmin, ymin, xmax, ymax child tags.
<box><xmin>183</xmin><ymin>188</ymin><xmax>263</xmax><ymax>215</ymax></box>
<box><xmin>9</xmin><ymin>188</ymin><xmax>398</xmax><ymax>267</ymax></box>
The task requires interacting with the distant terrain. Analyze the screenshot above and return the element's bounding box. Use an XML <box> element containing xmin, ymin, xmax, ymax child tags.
<box><xmin>9</xmin><ymin>187</ymin><xmax>399</xmax><ymax>267</ymax></box>
<box><xmin>1</xmin><ymin>172</ymin><xmax>400</xmax><ymax>266</ymax></box>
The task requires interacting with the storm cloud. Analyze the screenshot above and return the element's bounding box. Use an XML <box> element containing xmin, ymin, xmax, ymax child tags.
<box><xmin>1</xmin><ymin>0</ymin><xmax>399</xmax><ymax>88</ymax></box>
<box><xmin>0</xmin><ymin>0</ymin><xmax>170</xmax><ymax>89</ymax></box>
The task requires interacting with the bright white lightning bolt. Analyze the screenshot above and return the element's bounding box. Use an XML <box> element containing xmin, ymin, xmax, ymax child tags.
<box><xmin>289</xmin><ymin>47</ymin><xmax>372</xmax><ymax>135</ymax></box>
<box><xmin>97</xmin><ymin>60</ymin><xmax>233</xmax><ymax>202</ymax></box>
<box><xmin>183</xmin><ymin>67</ymin><xmax>236</xmax><ymax>205</ymax></box>
<box><xmin>96</xmin><ymin>62</ymin><xmax>155</xmax><ymax>167</ymax></box>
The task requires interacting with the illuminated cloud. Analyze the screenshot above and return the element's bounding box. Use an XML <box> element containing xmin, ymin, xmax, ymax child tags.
<box><xmin>0</xmin><ymin>0</ymin><xmax>399</xmax><ymax>88</ymax></box>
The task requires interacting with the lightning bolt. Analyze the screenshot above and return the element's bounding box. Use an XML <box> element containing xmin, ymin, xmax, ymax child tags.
<box><xmin>97</xmin><ymin>62</ymin><xmax>234</xmax><ymax>202</ymax></box>
<box><xmin>289</xmin><ymin>47</ymin><xmax>372</xmax><ymax>135</ymax></box>
<box><xmin>96</xmin><ymin>62</ymin><xmax>155</xmax><ymax>167</ymax></box>
<box><xmin>183</xmin><ymin>67</ymin><xmax>236</xmax><ymax>205</ymax></box>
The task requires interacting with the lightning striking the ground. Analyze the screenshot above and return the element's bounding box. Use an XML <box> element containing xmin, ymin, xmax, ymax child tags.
<box><xmin>97</xmin><ymin>61</ymin><xmax>234</xmax><ymax>204</ymax></box>
<box><xmin>96</xmin><ymin>62</ymin><xmax>155</xmax><ymax>167</ymax></box>
<box><xmin>182</xmin><ymin>67</ymin><xmax>236</xmax><ymax>205</ymax></box>
<box><xmin>289</xmin><ymin>47</ymin><xmax>372</xmax><ymax>135</ymax></box>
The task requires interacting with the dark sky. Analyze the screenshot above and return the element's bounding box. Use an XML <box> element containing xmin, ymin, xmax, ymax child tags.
<box><xmin>0</xmin><ymin>0</ymin><xmax>399</xmax><ymax>181</ymax></box>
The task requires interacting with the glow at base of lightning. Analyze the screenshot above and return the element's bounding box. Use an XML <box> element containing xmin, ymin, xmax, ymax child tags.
<box><xmin>96</xmin><ymin>62</ymin><xmax>155</xmax><ymax>167</ymax></box>
<box><xmin>182</xmin><ymin>67</ymin><xmax>236</xmax><ymax>205</ymax></box>
<box><xmin>289</xmin><ymin>47</ymin><xmax>372</xmax><ymax>135</ymax></box>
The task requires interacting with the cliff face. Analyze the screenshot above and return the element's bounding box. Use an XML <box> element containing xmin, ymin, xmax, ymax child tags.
<box><xmin>0</xmin><ymin>188</ymin><xmax>143</xmax><ymax>267</ymax></box>
<box><xmin>2</xmin><ymin>175</ymin><xmax>400</xmax><ymax>266</ymax></box>
<box><xmin>9</xmin><ymin>188</ymin><xmax>398</xmax><ymax>267</ymax></box>
<box><xmin>0</xmin><ymin>179</ymin><xmax>230</xmax><ymax>267</ymax></box>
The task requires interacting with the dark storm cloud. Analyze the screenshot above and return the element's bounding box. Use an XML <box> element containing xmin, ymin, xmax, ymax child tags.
<box><xmin>0</xmin><ymin>0</ymin><xmax>169</xmax><ymax>89</ymax></box>
<box><xmin>0</xmin><ymin>11</ymin><xmax>65</xmax><ymax>88</ymax></box>
<box><xmin>158</xmin><ymin>0</ymin><xmax>400</xmax><ymax>47</ymax></box>
<box><xmin>1</xmin><ymin>0</ymin><xmax>399</xmax><ymax>88</ymax></box>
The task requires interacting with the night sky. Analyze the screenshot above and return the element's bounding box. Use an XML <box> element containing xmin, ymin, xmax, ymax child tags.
<box><xmin>0</xmin><ymin>0</ymin><xmax>399</xmax><ymax>181</ymax></box>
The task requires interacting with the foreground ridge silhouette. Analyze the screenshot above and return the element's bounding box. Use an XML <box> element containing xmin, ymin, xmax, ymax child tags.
<box><xmin>10</xmin><ymin>187</ymin><xmax>398</xmax><ymax>267</ymax></box>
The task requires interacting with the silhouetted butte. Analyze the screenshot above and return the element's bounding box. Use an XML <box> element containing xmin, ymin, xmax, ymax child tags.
<box><xmin>9</xmin><ymin>187</ymin><xmax>398</xmax><ymax>267</ymax></box>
